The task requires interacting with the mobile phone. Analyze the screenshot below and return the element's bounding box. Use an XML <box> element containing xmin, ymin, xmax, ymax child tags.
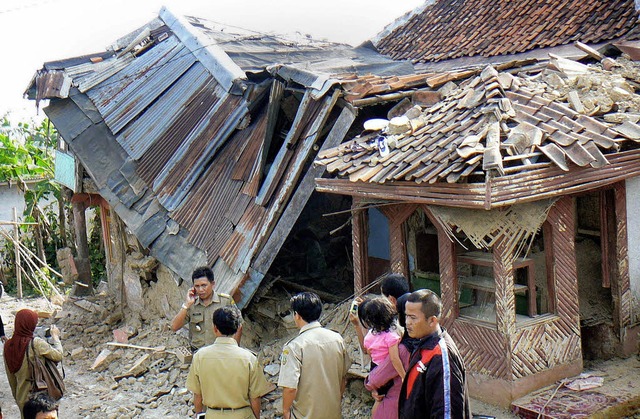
<box><xmin>196</xmin><ymin>413</ymin><xmax>205</xmax><ymax>419</ymax></box>
<box><xmin>350</xmin><ymin>300</ymin><xmax>359</xmax><ymax>314</ymax></box>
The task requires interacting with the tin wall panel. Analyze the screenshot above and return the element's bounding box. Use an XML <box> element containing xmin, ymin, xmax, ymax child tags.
<box><xmin>155</xmin><ymin>93</ymin><xmax>246</xmax><ymax>211</ymax></box>
<box><xmin>137</xmin><ymin>78</ymin><xmax>221</xmax><ymax>184</ymax></box>
<box><xmin>116</xmin><ymin>63</ymin><xmax>211</xmax><ymax>159</ymax></box>
<box><xmin>104</xmin><ymin>48</ymin><xmax>196</xmax><ymax>134</ymax></box>
<box><xmin>86</xmin><ymin>36</ymin><xmax>181</xmax><ymax>111</ymax></box>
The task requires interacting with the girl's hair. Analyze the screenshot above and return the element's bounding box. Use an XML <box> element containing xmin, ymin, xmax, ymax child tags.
<box><xmin>360</xmin><ymin>296</ymin><xmax>397</xmax><ymax>334</ymax></box>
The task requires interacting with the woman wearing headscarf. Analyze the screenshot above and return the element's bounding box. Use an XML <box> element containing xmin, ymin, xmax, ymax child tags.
<box><xmin>3</xmin><ymin>309</ymin><xmax>63</xmax><ymax>417</ymax></box>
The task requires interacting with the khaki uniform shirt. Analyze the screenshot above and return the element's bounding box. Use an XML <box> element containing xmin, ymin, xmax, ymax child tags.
<box><xmin>186</xmin><ymin>337</ymin><xmax>272</xmax><ymax>419</ymax></box>
<box><xmin>186</xmin><ymin>292</ymin><xmax>234</xmax><ymax>350</ymax></box>
<box><xmin>278</xmin><ymin>321</ymin><xmax>350</xmax><ymax>419</ymax></box>
<box><xmin>4</xmin><ymin>337</ymin><xmax>63</xmax><ymax>418</ymax></box>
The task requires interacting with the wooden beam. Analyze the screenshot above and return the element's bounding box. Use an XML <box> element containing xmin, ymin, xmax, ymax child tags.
<box><xmin>14</xmin><ymin>207</ymin><xmax>22</xmax><ymax>299</ymax></box>
<box><xmin>613</xmin><ymin>182</ymin><xmax>632</xmax><ymax>329</ymax></box>
<box><xmin>255</xmin><ymin>80</ymin><xmax>285</xmax><ymax>189</ymax></box>
<box><xmin>352</xmin><ymin>198</ymin><xmax>369</xmax><ymax>293</ymax></box>
<box><xmin>315</xmin><ymin>148</ymin><xmax>640</xmax><ymax>209</ymax></box>
<box><xmin>239</xmin><ymin>90</ymin><xmax>341</xmax><ymax>273</ymax></box>
<box><xmin>494</xmin><ymin>236</ymin><xmax>516</xmax><ymax>337</ymax></box>
<box><xmin>255</xmin><ymin>90</ymin><xmax>313</xmax><ymax>206</ymax></box>
<box><xmin>252</xmin><ymin>105</ymin><xmax>357</xmax><ymax>276</ymax></box>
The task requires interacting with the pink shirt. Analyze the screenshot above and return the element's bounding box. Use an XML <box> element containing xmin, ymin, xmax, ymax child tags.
<box><xmin>363</xmin><ymin>329</ymin><xmax>401</xmax><ymax>365</ymax></box>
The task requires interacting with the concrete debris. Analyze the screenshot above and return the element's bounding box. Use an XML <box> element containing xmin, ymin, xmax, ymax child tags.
<box><xmin>263</xmin><ymin>364</ymin><xmax>280</xmax><ymax>376</ymax></box>
<box><xmin>70</xmin><ymin>347</ymin><xmax>87</xmax><ymax>360</ymax></box>
<box><xmin>91</xmin><ymin>349</ymin><xmax>116</xmax><ymax>371</ymax></box>
<box><xmin>56</xmin><ymin>247</ymin><xmax>78</xmax><ymax>285</ymax></box>
<box><xmin>73</xmin><ymin>299</ymin><xmax>106</xmax><ymax>316</ymax></box>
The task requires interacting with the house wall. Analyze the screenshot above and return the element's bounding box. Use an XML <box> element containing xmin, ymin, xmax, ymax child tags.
<box><xmin>374</xmin><ymin>201</ymin><xmax>583</xmax><ymax>406</ymax></box>
<box><xmin>626</xmin><ymin>176</ymin><xmax>640</xmax><ymax>322</ymax></box>
<box><xmin>0</xmin><ymin>184</ymin><xmax>26</xmax><ymax>226</ymax></box>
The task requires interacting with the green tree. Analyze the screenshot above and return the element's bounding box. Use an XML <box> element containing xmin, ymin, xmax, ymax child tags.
<box><xmin>0</xmin><ymin>117</ymin><xmax>66</xmax><ymax>296</ymax></box>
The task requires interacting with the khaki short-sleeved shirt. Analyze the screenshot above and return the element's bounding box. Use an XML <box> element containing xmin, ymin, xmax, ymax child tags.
<box><xmin>278</xmin><ymin>322</ymin><xmax>350</xmax><ymax>419</ymax></box>
<box><xmin>186</xmin><ymin>337</ymin><xmax>272</xmax><ymax>419</ymax></box>
<box><xmin>186</xmin><ymin>292</ymin><xmax>234</xmax><ymax>350</ymax></box>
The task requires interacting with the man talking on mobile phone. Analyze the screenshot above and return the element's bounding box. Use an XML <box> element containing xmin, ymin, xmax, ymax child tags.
<box><xmin>171</xmin><ymin>267</ymin><xmax>235</xmax><ymax>352</ymax></box>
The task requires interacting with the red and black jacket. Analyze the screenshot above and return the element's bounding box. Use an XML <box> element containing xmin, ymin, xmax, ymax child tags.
<box><xmin>398</xmin><ymin>328</ymin><xmax>471</xmax><ymax>419</ymax></box>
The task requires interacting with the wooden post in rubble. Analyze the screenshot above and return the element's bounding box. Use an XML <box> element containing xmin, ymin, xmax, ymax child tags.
<box><xmin>72</xmin><ymin>198</ymin><xmax>93</xmax><ymax>296</ymax></box>
<box><xmin>13</xmin><ymin>207</ymin><xmax>22</xmax><ymax>299</ymax></box>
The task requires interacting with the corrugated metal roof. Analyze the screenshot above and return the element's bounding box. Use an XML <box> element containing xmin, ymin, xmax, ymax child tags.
<box><xmin>30</xmin><ymin>7</ymin><xmax>415</xmax><ymax>305</ymax></box>
<box><xmin>115</xmin><ymin>63</ymin><xmax>211</xmax><ymax>159</ymax></box>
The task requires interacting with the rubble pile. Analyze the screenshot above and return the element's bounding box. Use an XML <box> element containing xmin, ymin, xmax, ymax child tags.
<box><xmin>38</xmin><ymin>284</ymin><xmax>374</xmax><ymax>418</ymax></box>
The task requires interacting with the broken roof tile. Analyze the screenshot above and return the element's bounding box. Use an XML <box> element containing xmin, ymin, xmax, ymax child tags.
<box><xmin>316</xmin><ymin>62</ymin><xmax>637</xmax><ymax>185</ymax></box>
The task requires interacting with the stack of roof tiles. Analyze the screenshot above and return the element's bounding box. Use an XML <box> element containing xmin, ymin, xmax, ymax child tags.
<box><xmin>375</xmin><ymin>0</ymin><xmax>640</xmax><ymax>63</ymax></box>
<box><xmin>316</xmin><ymin>63</ymin><xmax>640</xmax><ymax>184</ymax></box>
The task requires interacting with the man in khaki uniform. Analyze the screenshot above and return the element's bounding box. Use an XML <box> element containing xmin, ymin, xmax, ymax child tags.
<box><xmin>278</xmin><ymin>292</ymin><xmax>350</xmax><ymax>419</ymax></box>
<box><xmin>171</xmin><ymin>267</ymin><xmax>235</xmax><ymax>351</ymax></box>
<box><xmin>187</xmin><ymin>306</ymin><xmax>273</xmax><ymax>418</ymax></box>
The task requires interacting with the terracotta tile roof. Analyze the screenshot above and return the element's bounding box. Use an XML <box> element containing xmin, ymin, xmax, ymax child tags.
<box><xmin>317</xmin><ymin>60</ymin><xmax>640</xmax><ymax>184</ymax></box>
<box><xmin>376</xmin><ymin>0</ymin><xmax>640</xmax><ymax>63</ymax></box>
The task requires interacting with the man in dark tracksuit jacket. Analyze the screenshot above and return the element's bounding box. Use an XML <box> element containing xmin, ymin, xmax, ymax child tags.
<box><xmin>399</xmin><ymin>289</ymin><xmax>471</xmax><ymax>419</ymax></box>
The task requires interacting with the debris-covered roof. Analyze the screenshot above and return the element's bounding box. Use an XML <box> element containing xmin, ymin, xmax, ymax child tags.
<box><xmin>316</xmin><ymin>54</ymin><xmax>640</xmax><ymax>205</ymax></box>
<box><xmin>28</xmin><ymin>7</ymin><xmax>414</xmax><ymax>305</ymax></box>
<box><xmin>374</xmin><ymin>0</ymin><xmax>640</xmax><ymax>64</ymax></box>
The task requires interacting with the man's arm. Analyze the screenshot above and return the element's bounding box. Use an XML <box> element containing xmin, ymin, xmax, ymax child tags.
<box><xmin>282</xmin><ymin>387</ymin><xmax>297</xmax><ymax>419</ymax></box>
<box><xmin>193</xmin><ymin>393</ymin><xmax>203</xmax><ymax>416</ymax></box>
<box><xmin>250</xmin><ymin>397</ymin><xmax>261</xmax><ymax>418</ymax></box>
<box><xmin>172</xmin><ymin>288</ymin><xmax>196</xmax><ymax>332</ymax></box>
<box><xmin>170</xmin><ymin>305</ymin><xmax>189</xmax><ymax>332</ymax></box>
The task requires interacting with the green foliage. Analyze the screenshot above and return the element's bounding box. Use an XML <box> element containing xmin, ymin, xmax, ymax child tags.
<box><xmin>0</xmin><ymin>117</ymin><xmax>63</xmax><ymax>296</ymax></box>
<box><xmin>0</xmin><ymin>117</ymin><xmax>56</xmax><ymax>183</ymax></box>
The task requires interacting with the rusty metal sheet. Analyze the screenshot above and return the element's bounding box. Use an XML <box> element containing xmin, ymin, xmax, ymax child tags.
<box><xmin>155</xmin><ymin>93</ymin><xmax>247</xmax><ymax>211</ymax></box>
<box><xmin>116</xmin><ymin>63</ymin><xmax>211</xmax><ymax>159</ymax></box>
<box><xmin>136</xmin><ymin>78</ymin><xmax>221</xmax><ymax>184</ymax></box>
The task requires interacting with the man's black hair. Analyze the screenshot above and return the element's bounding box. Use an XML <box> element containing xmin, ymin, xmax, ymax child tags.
<box><xmin>380</xmin><ymin>274</ymin><xmax>410</xmax><ymax>299</ymax></box>
<box><xmin>290</xmin><ymin>292</ymin><xmax>323</xmax><ymax>323</ymax></box>
<box><xmin>23</xmin><ymin>393</ymin><xmax>59</xmax><ymax>419</ymax></box>
<box><xmin>406</xmin><ymin>289</ymin><xmax>442</xmax><ymax>319</ymax></box>
<box><xmin>192</xmin><ymin>266</ymin><xmax>214</xmax><ymax>283</ymax></box>
<box><xmin>213</xmin><ymin>306</ymin><xmax>242</xmax><ymax>336</ymax></box>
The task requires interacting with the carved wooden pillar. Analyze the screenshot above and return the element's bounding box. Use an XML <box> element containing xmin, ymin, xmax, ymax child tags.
<box><xmin>379</xmin><ymin>204</ymin><xmax>416</xmax><ymax>281</ymax></box>
<box><xmin>549</xmin><ymin>197</ymin><xmax>580</xmax><ymax>336</ymax></box>
<box><xmin>494</xmin><ymin>235</ymin><xmax>516</xmax><ymax>337</ymax></box>
<box><xmin>542</xmin><ymin>221</ymin><xmax>557</xmax><ymax>314</ymax></box>
<box><xmin>613</xmin><ymin>182</ymin><xmax>632</xmax><ymax>329</ymax></box>
<box><xmin>352</xmin><ymin>198</ymin><xmax>369</xmax><ymax>294</ymax></box>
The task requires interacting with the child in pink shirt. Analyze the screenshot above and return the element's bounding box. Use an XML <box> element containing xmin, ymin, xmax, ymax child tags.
<box><xmin>360</xmin><ymin>297</ymin><xmax>405</xmax><ymax>415</ymax></box>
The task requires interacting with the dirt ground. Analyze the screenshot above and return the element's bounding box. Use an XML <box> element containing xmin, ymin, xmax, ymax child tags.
<box><xmin>0</xmin><ymin>291</ymin><xmax>517</xmax><ymax>418</ymax></box>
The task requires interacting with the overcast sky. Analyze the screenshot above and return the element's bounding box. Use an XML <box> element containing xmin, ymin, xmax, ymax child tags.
<box><xmin>0</xmin><ymin>0</ymin><xmax>424</xmax><ymax>121</ymax></box>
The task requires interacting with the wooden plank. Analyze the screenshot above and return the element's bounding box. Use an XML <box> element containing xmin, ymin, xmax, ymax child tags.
<box><xmin>251</xmin><ymin>105</ymin><xmax>357</xmax><ymax>276</ymax></box>
<box><xmin>613</xmin><ymin>182</ymin><xmax>632</xmax><ymax>328</ymax></box>
<box><xmin>255</xmin><ymin>90</ymin><xmax>313</xmax><ymax>206</ymax></box>
<box><xmin>352</xmin><ymin>198</ymin><xmax>369</xmax><ymax>293</ymax></box>
<box><xmin>255</xmin><ymin>80</ymin><xmax>285</xmax><ymax>184</ymax></box>
<box><xmin>239</xmin><ymin>90</ymin><xmax>341</xmax><ymax>273</ymax></box>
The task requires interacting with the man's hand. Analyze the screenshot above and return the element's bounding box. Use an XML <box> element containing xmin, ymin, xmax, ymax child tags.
<box><xmin>50</xmin><ymin>325</ymin><xmax>61</xmax><ymax>340</ymax></box>
<box><xmin>186</xmin><ymin>287</ymin><xmax>197</xmax><ymax>306</ymax></box>
<box><xmin>349</xmin><ymin>297</ymin><xmax>363</xmax><ymax>326</ymax></box>
<box><xmin>371</xmin><ymin>389</ymin><xmax>384</xmax><ymax>402</ymax></box>
<box><xmin>0</xmin><ymin>336</ymin><xmax>7</xmax><ymax>343</ymax></box>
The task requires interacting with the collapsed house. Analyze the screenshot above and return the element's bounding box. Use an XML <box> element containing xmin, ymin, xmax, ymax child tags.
<box><xmin>24</xmin><ymin>7</ymin><xmax>417</xmax><ymax>317</ymax></box>
<box><xmin>315</xmin><ymin>0</ymin><xmax>640</xmax><ymax>406</ymax></box>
